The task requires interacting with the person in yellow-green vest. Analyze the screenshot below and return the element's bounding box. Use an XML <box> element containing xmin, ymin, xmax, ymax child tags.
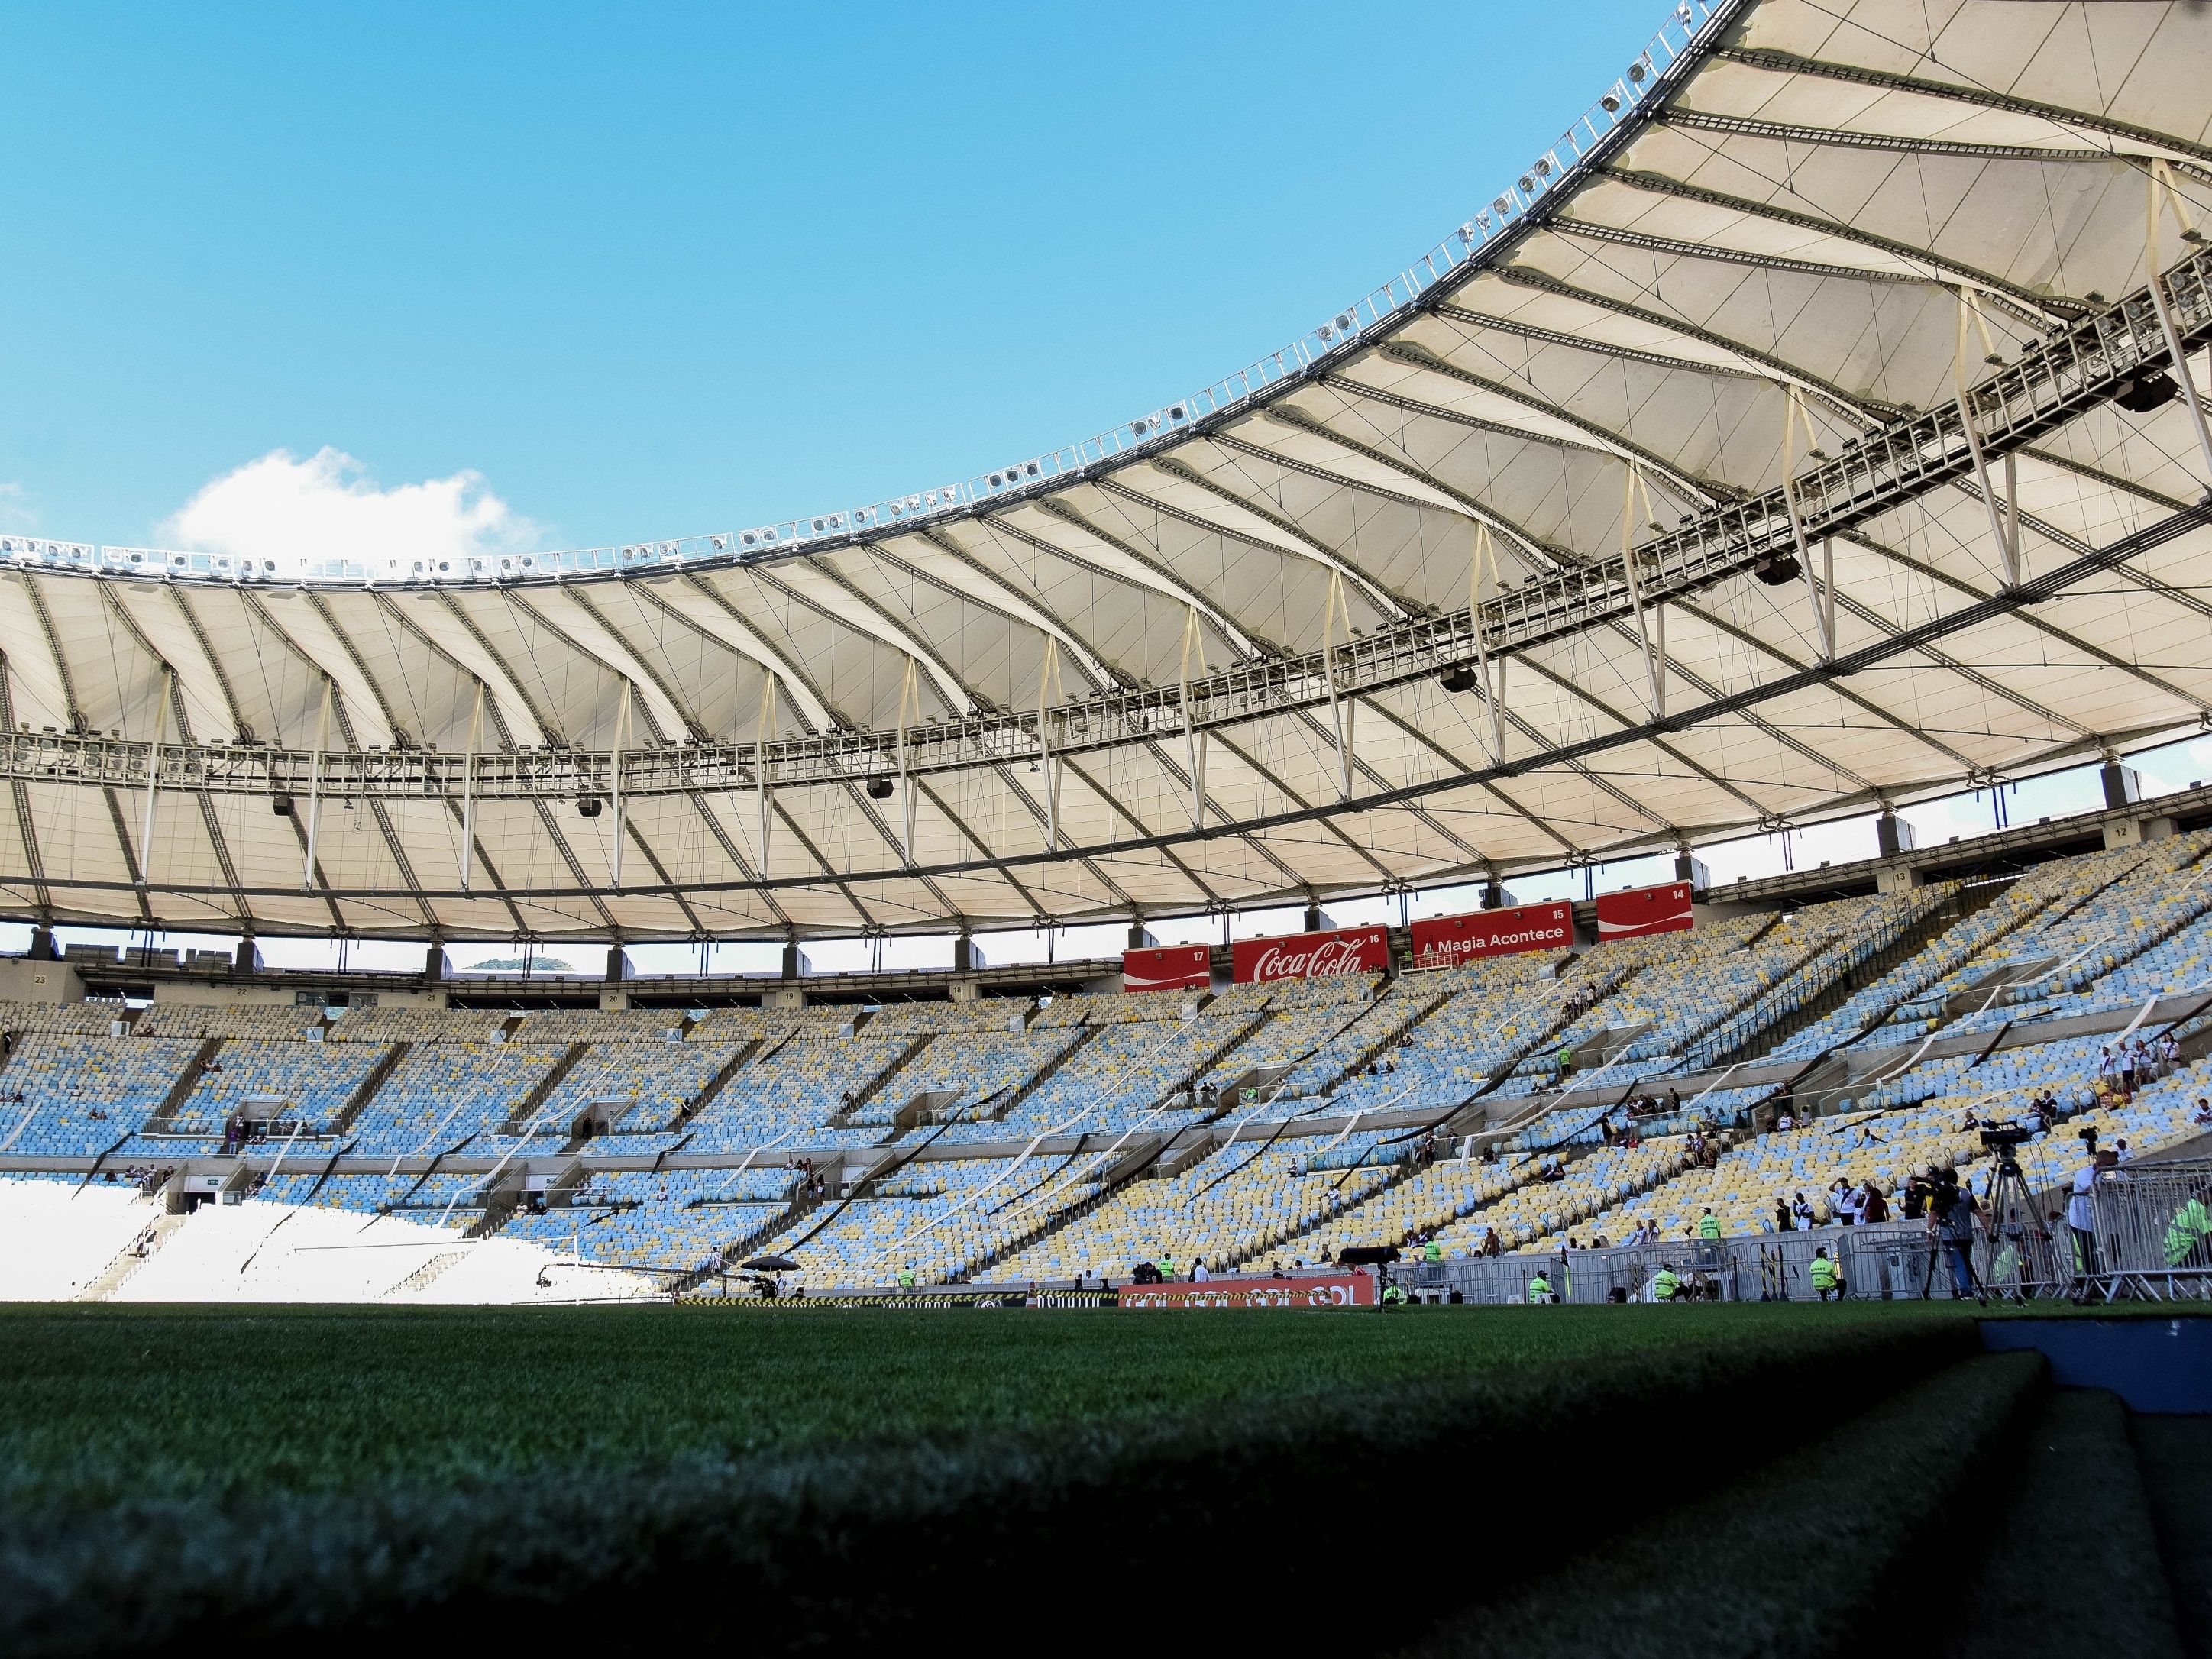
<box><xmin>897</xmin><ymin>1265</ymin><xmax>916</xmax><ymax>1290</ymax></box>
<box><xmin>1381</xmin><ymin>1280</ymin><xmax>1408</xmax><ymax>1305</ymax></box>
<box><xmin>1697</xmin><ymin>1208</ymin><xmax>1722</xmax><ymax>1242</ymax></box>
<box><xmin>2165</xmin><ymin>1190</ymin><xmax>2211</xmax><ymax>1268</ymax></box>
<box><xmin>1652</xmin><ymin>1263</ymin><xmax>1681</xmax><ymax>1301</ymax></box>
<box><xmin>1157</xmin><ymin>1253</ymin><xmax>1176</xmax><ymax>1282</ymax></box>
<box><xmin>1527</xmin><ymin>1270</ymin><xmax>1554</xmax><ymax>1303</ymax></box>
<box><xmin>1423</xmin><ymin>1238</ymin><xmax>1442</xmax><ymax>1262</ymax></box>
<box><xmin>1809</xmin><ymin>1247</ymin><xmax>1845</xmax><ymax>1301</ymax></box>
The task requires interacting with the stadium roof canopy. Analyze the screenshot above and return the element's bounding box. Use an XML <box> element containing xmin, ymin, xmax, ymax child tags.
<box><xmin>7</xmin><ymin>0</ymin><xmax>2212</xmax><ymax>945</ymax></box>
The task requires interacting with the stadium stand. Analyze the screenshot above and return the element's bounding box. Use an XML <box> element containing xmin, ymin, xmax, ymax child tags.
<box><xmin>5</xmin><ymin>829</ymin><xmax>2212</xmax><ymax>1295</ymax></box>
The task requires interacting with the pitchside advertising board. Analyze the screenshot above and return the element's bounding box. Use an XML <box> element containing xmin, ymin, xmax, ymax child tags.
<box><xmin>1595</xmin><ymin>881</ymin><xmax>1696</xmax><ymax>941</ymax></box>
<box><xmin>1121</xmin><ymin>944</ymin><xmax>1211</xmax><ymax>994</ymax></box>
<box><xmin>1407</xmin><ymin>904</ymin><xmax>1571</xmax><ymax>968</ymax></box>
<box><xmin>1117</xmin><ymin>1273</ymin><xmax>1376</xmax><ymax>1308</ymax></box>
<box><xmin>1231</xmin><ymin>924</ymin><xmax>1389</xmax><ymax>985</ymax></box>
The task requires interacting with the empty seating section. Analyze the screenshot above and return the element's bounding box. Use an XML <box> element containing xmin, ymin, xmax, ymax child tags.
<box><xmin>517</xmin><ymin>1040</ymin><xmax>749</xmax><ymax>1142</ymax></box>
<box><xmin>849</xmin><ymin>1030</ymin><xmax>1080</xmax><ymax>1126</ymax></box>
<box><xmin>324</xmin><ymin>1007</ymin><xmax>507</xmax><ymax>1044</ymax></box>
<box><xmin>134</xmin><ymin>1004</ymin><xmax>324</xmax><ymax>1040</ymax></box>
<box><xmin>1437</xmin><ymin>1142</ymin><xmax>1695</xmax><ymax>1253</ymax></box>
<box><xmin>0</xmin><ymin>1035</ymin><xmax>199</xmax><ymax>1155</ymax></box>
<box><xmin>0</xmin><ymin>1000</ymin><xmax>131</xmax><ymax>1036</ymax></box>
<box><xmin>172</xmin><ymin>1039</ymin><xmax>390</xmax><ymax>1135</ymax></box>
<box><xmin>684</xmin><ymin>1036</ymin><xmax>907</xmax><ymax>1150</ymax></box>
<box><xmin>501</xmin><ymin>1009</ymin><xmax>690</xmax><ymax>1043</ymax></box>
<box><xmin>989</xmin><ymin>1131</ymin><xmax>1401</xmax><ymax>1282</ymax></box>
<box><xmin>344</xmin><ymin>1043</ymin><xmax>570</xmax><ymax>1156</ymax></box>
<box><xmin>991</xmin><ymin>1015</ymin><xmax>1231</xmax><ymax>1137</ymax></box>
<box><xmin>796</xmin><ymin>1155</ymin><xmax>1079</xmax><ymax>1285</ymax></box>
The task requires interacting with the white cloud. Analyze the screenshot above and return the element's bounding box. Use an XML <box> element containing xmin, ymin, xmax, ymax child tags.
<box><xmin>0</xmin><ymin>482</ymin><xmax>37</xmax><ymax>532</ymax></box>
<box><xmin>161</xmin><ymin>447</ymin><xmax>538</xmax><ymax>573</ymax></box>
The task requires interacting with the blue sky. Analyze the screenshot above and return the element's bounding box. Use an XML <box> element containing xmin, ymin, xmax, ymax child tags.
<box><xmin>0</xmin><ymin>0</ymin><xmax>1668</xmax><ymax>555</ymax></box>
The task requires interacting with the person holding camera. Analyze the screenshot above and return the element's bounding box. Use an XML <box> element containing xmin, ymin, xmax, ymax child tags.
<box><xmin>1927</xmin><ymin>1167</ymin><xmax>1982</xmax><ymax>1302</ymax></box>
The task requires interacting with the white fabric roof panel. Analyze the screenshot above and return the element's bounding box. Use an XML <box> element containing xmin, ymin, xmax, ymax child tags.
<box><xmin>6</xmin><ymin>0</ymin><xmax>2212</xmax><ymax>943</ymax></box>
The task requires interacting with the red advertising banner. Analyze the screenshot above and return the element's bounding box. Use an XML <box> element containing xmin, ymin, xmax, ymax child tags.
<box><xmin>1122</xmin><ymin>944</ymin><xmax>1212</xmax><ymax>994</ymax></box>
<box><xmin>1408</xmin><ymin>904</ymin><xmax>1572</xmax><ymax>968</ymax></box>
<box><xmin>1231</xmin><ymin>924</ymin><xmax>1389</xmax><ymax>985</ymax></box>
<box><xmin>1117</xmin><ymin>1273</ymin><xmax>1376</xmax><ymax>1309</ymax></box>
<box><xmin>1594</xmin><ymin>881</ymin><xmax>1695</xmax><ymax>941</ymax></box>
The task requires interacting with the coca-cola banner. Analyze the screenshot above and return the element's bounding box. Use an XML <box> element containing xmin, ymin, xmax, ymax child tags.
<box><xmin>1408</xmin><ymin>904</ymin><xmax>1572</xmax><ymax>968</ymax></box>
<box><xmin>1122</xmin><ymin>944</ymin><xmax>1212</xmax><ymax>994</ymax></box>
<box><xmin>1594</xmin><ymin>881</ymin><xmax>1695</xmax><ymax>941</ymax></box>
<box><xmin>1118</xmin><ymin>1273</ymin><xmax>1376</xmax><ymax>1309</ymax></box>
<box><xmin>1231</xmin><ymin>924</ymin><xmax>1389</xmax><ymax>985</ymax></box>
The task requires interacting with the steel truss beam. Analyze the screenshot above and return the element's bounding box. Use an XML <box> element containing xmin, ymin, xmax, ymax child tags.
<box><xmin>21</xmin><ymin>503</ymin><xmax>2199</xmax><ymax>914</ymax></box>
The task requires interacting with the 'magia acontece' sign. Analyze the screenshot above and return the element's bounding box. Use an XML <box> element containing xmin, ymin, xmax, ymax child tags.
<box><xmin>1408</xmin><ymin>904</ymin><xmax>1572</xmax><ymax>968</ymax></box>
<box><xmin>1231</xmin><ymin>924</ymin><xmax>1388</xmax><ymax>985</ymax></box>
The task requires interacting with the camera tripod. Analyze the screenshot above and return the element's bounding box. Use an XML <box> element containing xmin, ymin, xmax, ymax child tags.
<box><xmin>1977</xmin><ymin>1140</ymin><xmax>2060</xmax><ymax>1301</ymax></box>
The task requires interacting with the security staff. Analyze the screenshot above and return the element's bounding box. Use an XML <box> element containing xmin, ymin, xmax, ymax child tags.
<box><xmin>1652</xmin><ymin>1263</ymin><xmax>1681</xmax><ymax>1301</ymax></box>
<box><xmin>1527</xmin><ymin>1270</ymin><xmax>1554</xmax><ymax>1304</ymax></box>
<box><xmin>1697</xmin><ymin>1208</ymin><xmax>1722</xmax><ymax>1242</ymax></box>
<box><xmin>1809</xmin><ymin>1247</ymin><xmax>1844</xmax><ymax>1301</ymax></box>
<box><xmin>1423</xmin><ymin>1238</ymin><xmax>1443</xmax><ymax>1262</ymax></box>
<box><xmin>2165</xmin><ymin>1191</ymin><xmax>2211</xmax><ymax>1269</ymax></box>
<box><xmin>897</xmin><ymin>1265</ymin><xmax>916</xmax><ymax>1290</ymax></box>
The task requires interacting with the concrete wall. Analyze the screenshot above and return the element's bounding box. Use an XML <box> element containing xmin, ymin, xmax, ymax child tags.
<box><xmin>0</xmin><ymin>959</ymin><xmax>83</xmax><ymax>1004</ymax></box>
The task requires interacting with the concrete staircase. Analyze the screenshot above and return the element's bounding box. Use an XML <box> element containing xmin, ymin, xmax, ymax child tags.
<box><xmin>77</xmin><ymin>1208</ymin><xmax>187</xmax><ymax>1301</ymax></box>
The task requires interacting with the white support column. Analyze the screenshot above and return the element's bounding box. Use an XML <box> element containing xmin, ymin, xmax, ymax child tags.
<box><xmin>895</xmin><ymin>658</ymin><xmax>919</xmax><ymax>864</ymax></box>
<box><xmin>755</xmin><ymin>675</ymin><xmax>778</xmax><ymax>880</ymax></box>
<box><xmin>610</xmin><ymin>681</ymin><xmax>632</xmax><ymax>889</ymax></box>
<box><xmin>1323</xmin><ymin>571</ymin><xmax>1354</xmax><ymax>800</ymax></box>
<box><xmin>1035</xmin><ymin>636</ymin><xmax>1063</xmax><ymax>852</ymax></box>
<box><xmin>1952</xmin><ymin>289</ymin><xmax>2021</xmax><ymax>587</ymax></box>
<box><xmin>1618</xmin><ymin>463</ymin><xmax>1665</xmax><ymax>716</ymax></box>
<box><xmin>459</xmin><ymin>682</ymin><xmax>483</xmax><ymax>894</ymax></box>
<box><xmin>141</xmin><ymin>667</ymin><xmax>171</xmax><ymax>888</ymax></box>
<box><xmin>301</xmin><ymin>676</ymin><xmax>333</xmax><ymax>891</ymax></box>
<box><xmin>1179</xmin><ymin>606</ymin><xmax>1206</xmax><ymax>829</ymax></box>
<box><xmin>1472</xmin><ymin>525</ymin><xmax>1507</xmax><ymax>763</ymax></box>
<box><xmin>2146</xmin><ymin>161</ymin><xmax>2212</xmax><ymax>490</ymax></box>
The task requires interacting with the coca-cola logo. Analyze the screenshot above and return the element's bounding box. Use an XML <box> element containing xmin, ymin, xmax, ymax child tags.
<box><xmin>1234</xmin><ymin>926</ymin><xmax>1386</xmax><ymax>983</ymax></box>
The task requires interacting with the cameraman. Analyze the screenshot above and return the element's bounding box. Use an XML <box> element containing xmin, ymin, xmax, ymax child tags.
<box><xmin>1927</xmin><ymin>1167</ymin><xmax>1982</xmax><ymax>1301</ymax></box>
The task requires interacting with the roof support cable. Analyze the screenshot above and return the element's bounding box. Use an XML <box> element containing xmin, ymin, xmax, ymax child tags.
<box><xmin>1618</xmin><ymin>462</ymin><xmax>1667</xmax><ymax>720</ymax></box>
<box><xmin>458</xmin><ymin>682</ymin><xmax>483</xmax><ymax>894</ymax></box>
<box><xmin>138</xmin><ymin>665</ymin><xmax>170</xmax><ymax>891</ymax></box>
<box><xmin>2146</xmin><ymin>160</ymin><xmax>2212</xmax><ymax>496</ymax></box>
<box><xmin>1952</xmin><ymin>289</ymin><xmax>2024</xmax><ymax>588</ymax></box>
<box><xmin>1177</xmin><ymin>607</ymin><xmax>1206</xmax><ymax>830</ymax></box>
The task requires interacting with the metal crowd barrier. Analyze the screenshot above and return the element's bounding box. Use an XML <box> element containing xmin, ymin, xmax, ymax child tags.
<box><xmin>2074</xmin><ymin>1157</ymin><xmax>2212</xmax><ymax>1303</ymax></box>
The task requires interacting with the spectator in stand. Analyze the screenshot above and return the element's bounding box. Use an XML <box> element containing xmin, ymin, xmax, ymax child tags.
<box><xmin>2193</xmin><ymin>1098</ymin><xmax>2212</xmax><ymax>1130</ymax></box>
<box><xmin>1481</xmin><ymin>1227</ymin><xmax>1503</xmax><ymax>1257</ymax></box>
<box><xmin>1774</xmin><ymin>1196</ymin><xmax>1794</xmax><ymax>1233</ymax></box>
<box><xmin>1792</xmin><ymin>1192</ymin><xmax>1818</xmax><ymax>1231</ymax></box>
<box><xmin>2114</xmin><ymin>1137</ymin><xmax>2135</xmax><ymax>1165</ymax></box>
<box><xmin>1191</xmin><ymin>1258</ymin><xmax>1211</xmax><ymax>1282</ymax></box>
<box><xmin>1858</xmin><ymin>1180</ymin><xmax>1890</xmax><ymax>1224</ymax></box>
<box><xmin>1829</xmin><ymin>1178</ymin><xmax>1856</xmax><ymax>1225</ymax></box>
